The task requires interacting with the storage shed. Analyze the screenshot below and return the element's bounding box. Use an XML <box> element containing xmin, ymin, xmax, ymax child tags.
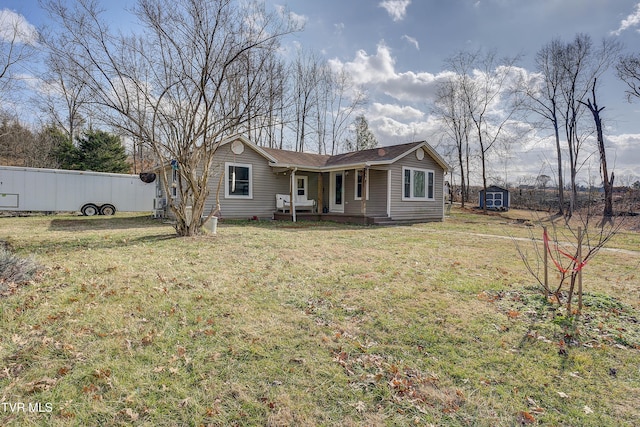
<box><xmin>479</xmin><ymin>185</ymin><xmax>510</xmax><ymax>210</ymax></box>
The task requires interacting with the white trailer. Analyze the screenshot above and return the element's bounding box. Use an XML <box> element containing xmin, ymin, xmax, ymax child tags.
<box><xmin>0</xmin><ymin>165</ymin><xmax>156</xmax><ymax>216</ymax></box>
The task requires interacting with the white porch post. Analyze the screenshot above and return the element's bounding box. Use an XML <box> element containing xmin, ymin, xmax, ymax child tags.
<box><xmin>386</xmin><ymin>169</ymin><xmax>391</xmax><ymax>217</ymax></box>
<box><xmin>290</xmin><ymin>168</ymin><xmax>297</xmax><ymax>222</ymax></box>
<box><xmin>361</xmin><ymin>167</ymin><xmax>368</xmax><ymax>216</ymax></box>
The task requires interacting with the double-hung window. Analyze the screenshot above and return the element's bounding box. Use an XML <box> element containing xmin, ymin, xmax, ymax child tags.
<box><xmin>171</xmin><ymin>169</ymin><xmax>178</xmax><ymax>198</ymax></box>
<box><xmin>225</xmin><ymin>162</ymin><xmax>252</xmax><ymax>199</ymax></box>
<box><xmin>354</xmin><ymin>169</ymin><xmax>369</xmax><ymax>200</ymax></box>
<box><xmin>402</xmin><ymin>167</ymin><xmax>434</xmax><ymax>201</ymax></box>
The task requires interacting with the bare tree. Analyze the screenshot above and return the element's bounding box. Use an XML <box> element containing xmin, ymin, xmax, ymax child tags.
<box><xmin>326</xmin><ymin>68</ymin><xmax>366</xmax><ymax>155</ymax></box>
<box><xmin>0</xmin><ymin>9</ymin><xmax>38</xmax><ymax>113</ymax></box>
<box><xmin>559</xmin><ymin>35</ymin><xmax>592</xmax><ymax>217</ymax></box>
<box><xmin>42</xmin><ymin>0</ymin><xmax>298</xmax><ymax>236</ymax></box>
<box><xmin>557</xmin><ymin>34</ymin><xmax>619</xmax><ymax>217</ymax></box>
<box><xmin>616</xmin><ymin>52</ymin><xmax>640</xmax><ymax>102</ymax></box>
<box><xmin>446</xmin><ymin>50</ymin><xmax>524</xmax><ymax>213</ymax></box>
<box><xmin>40</xmin><ymin>53</ymin><xmax>88</xmax><ymax>144</ymax></box>
<box><xmin>524</xmin><ymin>38</ymin><xmax>567</xmax><ymax>215</ymax></box>
<box><xmin>434</xmin><ymin>75</ymin><xmax>472</xmax><ymax>207</ymax></box>
<box><xmin>515</xmin><ymin>209</ymin><xmax>624</xmax><ymax>316</ymax></box>
<box><xmin>292</xmin><ymin>49</ymin><xmax>322</xmax><ymax>152</ymax></box>
<box><xmin>526</xmin><ymin>35</ymin><xmax>620</xmax><ymax>218</ymax></box>
<box><xmin>581</xmin><ymin>79</ymin><xmax>614</xmax><ymax>219</ymax></box>
<box><xmin>260</xmin><ymin>56</ymin><xmax>288</xmax><ymax>149</ymax></box>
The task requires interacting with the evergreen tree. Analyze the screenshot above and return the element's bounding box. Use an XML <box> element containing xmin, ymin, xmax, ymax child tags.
<box><xmin>75</xmin><ymin>129</ymin><xmax>130</xmax><ymax>173</ymax></box>
<box><xmin>48</xmin><ymin>126</ymin><xmax>81</xmax><ymax>169</ymax></box>
<box><xmin>345</xmin><ymin>115</ymin><xmax>378</xmax><ymax>151</ymax></box>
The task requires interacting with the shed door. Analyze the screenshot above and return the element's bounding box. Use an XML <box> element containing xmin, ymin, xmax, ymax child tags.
<box><xmin>487</xmin><ymin>192</ymin><xmax>502</xmax><ymax>208</ymax></box>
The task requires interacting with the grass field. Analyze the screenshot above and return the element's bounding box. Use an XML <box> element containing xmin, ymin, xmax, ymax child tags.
<box><xmin>0</xmin><ymin>208</ymin><xmax>639</xmax><ymax>426</ymax></box>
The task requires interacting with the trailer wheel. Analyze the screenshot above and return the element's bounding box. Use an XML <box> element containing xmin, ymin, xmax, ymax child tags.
<box><xmin>99</xmin><ymin>204</ymin><xmax>116</xmax><ymax>216</ymax></box>
<box><xmin>81</xmin><ymin>203</ymin><xmax>99</xmax><ymax>216</ymax></box>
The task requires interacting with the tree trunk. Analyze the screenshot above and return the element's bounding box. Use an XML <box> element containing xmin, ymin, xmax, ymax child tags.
<box><xmin>553</xmin><ymin>120</ymin><xmax>564</xmax><ymax>215</ymax></box>
<box><xmin>583</xmin><ymin>80</ymin><xmax>614</xmax><ymax>218</ymax></box>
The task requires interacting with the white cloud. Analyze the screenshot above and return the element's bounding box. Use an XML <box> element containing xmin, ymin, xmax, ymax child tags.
<box><xmin>0</xmin><ymin>9</ymin><xmax>39</xmax><ymax>46</ymax></box>
<box><xmin>379</xmin><ymin>0</ymin><xmax>411</xmax><ymax>22</ymax></box>
<box><xmin>369</xmin><ymin>115</ymin><xmax>441</xmax><ymax>144</ymax></box>
<box><xmin>274</xmin><ymin>5</ymin><xmax>308</xmax><ymax>29</ymax></box>
<box><xmin>401</xmin><ymin>34</ymin><xmax>419</xmax><ymax>50</ymax></box>
<box><xmin>611</xmin><ymin>2</ymin><xmax>640</xmax><ymax>35</ymax></box>
<box><xmin>329</xmin><ymin>42</ymin><xmax>397</xmax><ymax>85</ymax></box>
<box><xmin>607</xmin><ymin>133</ymin><xmax>640</xmax><ymax>171</ymax></box>
<box><xmin>370</xmin><ymin>102</ymin><xmax>424</xmax><ymax>120</ymax></box>
<box><xmin>329</xmin><ymin>42</ymin><xmax>447</xmax><ymax>102</ymax></box>
<box><xmin>334</xmin><ymin>22</ymin><xmax>345</xmax><ymax>35</ymax></box>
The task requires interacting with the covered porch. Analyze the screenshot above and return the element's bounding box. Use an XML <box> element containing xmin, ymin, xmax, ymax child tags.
<box><xmin>273</xmin><ymin>166</ymin><xmax>390</xmax><ymax>223</ymax></box>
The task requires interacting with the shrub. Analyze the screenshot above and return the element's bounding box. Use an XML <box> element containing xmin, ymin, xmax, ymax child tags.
<box><xmin>0</xmin><ymin>245</ymin><xmax>41</xmax><ymax>291</ymax></box>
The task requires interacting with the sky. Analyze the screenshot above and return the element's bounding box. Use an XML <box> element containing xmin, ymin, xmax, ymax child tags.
<box><xmin>2</xmin><ymin>0</ymin><xmax>640</xmax><ymax>186</ymax></box>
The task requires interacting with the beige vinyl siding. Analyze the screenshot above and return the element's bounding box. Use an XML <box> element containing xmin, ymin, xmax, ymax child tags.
<box><xmin>366</xmin><ymin>169</ymin><xmax>388</xmax><ymax>216</ymax></box>
<box><xmin>343</xmin><ymin>170</ymin><xmax>357</xmax><ymax>215</ymax></box>
<box><xmin>344</xmin><ymin>168</ymin><xmax>388</xmax><ymax>216</ymax></box>
<box><xmin>205</xmin><ymin>143</ymin><xmax>289</xmax><ymax>219</ymax></box>
<box><xmin>389</xmin><ymin>151</ymin><xmax>444</xmax><ymax>221</ymax></box>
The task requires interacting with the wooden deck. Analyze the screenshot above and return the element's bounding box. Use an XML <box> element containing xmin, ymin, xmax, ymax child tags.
<box><xmin>272</xmin><ymin>212</ymin><xmax>436</xmax><ymax>226</ymax></box>
<box><xmin>272</xmin><ymin>211</ymin><xmax>387</xmax><ymax>225</ymax></box>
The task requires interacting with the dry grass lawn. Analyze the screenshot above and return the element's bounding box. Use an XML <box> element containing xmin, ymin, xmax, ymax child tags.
<box><xmin>0</xmin><ymin>207</ymin><xmax>639</xmax><ymax>426</ymax></box>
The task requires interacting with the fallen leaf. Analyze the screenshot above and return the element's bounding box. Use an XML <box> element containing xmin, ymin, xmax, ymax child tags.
<box><xmin>93</xmin><ymin>368</ymin><xmax>111</xmax><ymax>379</ymax></box>
<box><xmin>24</xmin><ymin>377</ymin><xmax>57</xmax><ymax>393</ymax></box>
<box><xmin>124</xmin><ymin>407</ymin><xmax>139</xmax><ymax>421</ymax></box>
<box><xmin>516</xmin><ymin>411</ymin><xmax>535</xmax><ymax>424</ymax></box>
<box><xmin>556</xmin><ymin>391</ymin><xmax>569</xmax><ymax>398</ymax></box>
<box><xmin>583</xmin><ymin>405</ymin><xmax>594</xmax><ymax>414</ymax></box>
<box><xmin>507</xmin><ymin>310</ymin><xmax>520</xmax><ymax>319</ymax></box>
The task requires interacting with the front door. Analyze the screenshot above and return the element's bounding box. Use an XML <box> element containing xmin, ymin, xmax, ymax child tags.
<box><xmin>330</xmin><ymin>171</ymin><xmax>344</xmax><ymax>213</ymax></box>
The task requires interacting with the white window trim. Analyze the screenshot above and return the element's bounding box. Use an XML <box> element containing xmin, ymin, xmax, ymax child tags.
<box><xmin>402</xmin><ymin>166</ymin><xmax>435</xmax><ymax>201</ymax></box>
<box><xmin>354</xmin><ymin>169</ymin><xmax>370</xmax><ymax>201</ymax></box>
<box><xmin>225</xmin><ymin>162</ymin><xmax>253</xmax><ymax>199</ymax></box>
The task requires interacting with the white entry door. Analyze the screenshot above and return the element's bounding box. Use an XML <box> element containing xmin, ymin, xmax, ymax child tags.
<box><xmin>330</xmin><ymin>171</ymin><xmax>345</xmax><ymax>213</ymax></box>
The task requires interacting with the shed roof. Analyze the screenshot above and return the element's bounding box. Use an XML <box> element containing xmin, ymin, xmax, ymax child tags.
<box><xmin>480</xmin><ymin>185</ymin><xmax>510</xmax><ymax>193</ymax></box>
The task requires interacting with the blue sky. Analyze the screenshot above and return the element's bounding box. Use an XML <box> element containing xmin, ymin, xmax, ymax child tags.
<box><xmin>2</xmin><ymin>0</ymin><xmax>640</xmax><ymax>185</ymax></box>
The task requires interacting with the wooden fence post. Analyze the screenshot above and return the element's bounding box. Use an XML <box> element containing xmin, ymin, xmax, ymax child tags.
<box><xmin>577</xmin><ymin>226</ymin><xmax>583</xmax><ymax>314</ymax></box>
<box><xmin>543</xmin><ymin>226</ymin><xmax>548</xmax><ymax>298</ymax></box>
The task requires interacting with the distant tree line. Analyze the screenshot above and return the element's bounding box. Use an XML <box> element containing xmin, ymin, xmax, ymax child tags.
<box><xmin>1</xmin><ymin>0</ymin><xmax>639</xmax><ymax>233</ymax></box>
<box><xmin>434</xmin><ymin>34</ymin><xmax>640</xmax><ymax>219</ymax></box>
<box><xmin>0</xmin><ymin>119</ymin><xmax>130</xmax><ymax>173</ymax></box>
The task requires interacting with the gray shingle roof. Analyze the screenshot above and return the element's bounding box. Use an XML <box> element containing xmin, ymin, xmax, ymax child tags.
<box><xmin>262</xmin><ymin>141</ymin><xmax>434</xmax><ymax>169</ymax></box>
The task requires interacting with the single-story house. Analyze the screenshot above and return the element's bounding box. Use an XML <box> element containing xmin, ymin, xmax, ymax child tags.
<box><xmin>479</xmin><ymin>185</ymin><xmax>510</xmax><ymax>211</ymax></box>
<box><xmin>158</xmin><ymin>135</ymin><xmax>450</xmax><ymax>224</ymax></box>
